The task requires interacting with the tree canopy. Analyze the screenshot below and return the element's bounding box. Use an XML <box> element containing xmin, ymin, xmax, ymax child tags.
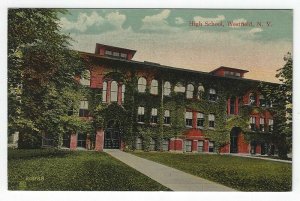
<box><xmin>260</xmin><ymin>52</ymin><xmax>293</xmax><ymax>158</ymax></box>
<box><xmin>8</xmin><ymin>9</ymin><xmax>88</xmax><ymax>148</ymax></box>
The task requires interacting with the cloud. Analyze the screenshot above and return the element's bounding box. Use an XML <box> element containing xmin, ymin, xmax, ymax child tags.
<box><xmin>193</xmin><ymin>15</ymin><xmax>225</xmax><ymax>22</ymax></box>
<box><xmin>232</xmin><ymin>18</ymin><xmax>247</xmax><ymax>23</ymax></box>
<box><xmin>249</xmin><ymin>28</ymin><xmax>263</xmax><ymax>34</ymax></box>
<box><xmin>141</xmin><ymin>10</ymin><xmax>174</xmax><ymax>31</ymax></box>
<box><xmin>175</xmin><ymin>17</ymin><xmax>184</xmax><ymax>25</ymax></box>
<box><xmin>60</xmin><ymin>11</ymin><xmax>126</xmax><ymax>32</ymax></box>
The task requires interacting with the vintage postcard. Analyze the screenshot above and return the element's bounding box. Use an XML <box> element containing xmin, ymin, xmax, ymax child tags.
<box><xmin>7</xmin><ymin>8</ymin><xmax>292</xmax><ymax>193</ymax></box>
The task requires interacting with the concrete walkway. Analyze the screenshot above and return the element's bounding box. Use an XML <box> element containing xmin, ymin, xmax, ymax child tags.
<box><xmin>104</xmin><ymin>149</ymin><xmax>236</xmax><ymax>191</ymax></box>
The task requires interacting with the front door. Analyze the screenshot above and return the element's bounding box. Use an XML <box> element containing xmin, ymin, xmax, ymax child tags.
<box><xmin>230</xmin><ymin>127</ymin><xmax>240</xmax><ymax>153</ymax></box>
<box><xmin>104</xmin><ymin>128</ymin><xmax>120</xmax><ymax>149</ymax></box>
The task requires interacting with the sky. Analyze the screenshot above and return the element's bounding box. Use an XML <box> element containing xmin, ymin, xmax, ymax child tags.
<box><xmin>59</xmin><ymin>9</ymin><xmax>293</xmax><ymax>83</ymax></box>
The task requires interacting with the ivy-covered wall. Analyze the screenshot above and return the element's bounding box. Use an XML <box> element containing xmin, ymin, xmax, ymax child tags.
<box><xmin>82</xmin><ymin>56</ymin><xmax>276</xmax><ymax>152</ymax></box>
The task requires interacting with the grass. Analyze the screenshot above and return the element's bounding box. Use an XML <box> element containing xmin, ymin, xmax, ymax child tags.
<box><xmin>131</xmin><ymin>152</ymin><xmax>292</xmax><ymax>191</ymax></box>
<box><xmin>8</xmin><ymin>148</ymin><xmax>169</xmax><ymax>191</ymax></box>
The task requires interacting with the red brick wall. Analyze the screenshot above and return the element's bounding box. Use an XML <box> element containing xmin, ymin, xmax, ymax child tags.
<box><xmin>219</xmin><ymin>144</ymin><xmax>230</xmax><ymax>153</ymax></box>
<box><xmin>95</xmin><ymin>129</ymin><xmax>104</xmax><ymax>152</ymax></box>
<box><xmin>90</xmin><ymin>66</ymin><xmax>105</xmax><ymax>89</ymax></box>
<box><xmin>169</xmin><ymin>138</ymin><xmax>183</xmax><ymax>151</ymax></box>
<box><xmin>192</xmin><ymin>140</ymin><xmax>198</xmax><ymax>152</ymax></box>
<box><xmin>237</xmin><ymin>133</ymin><xmax>249</xmax><ymax>153</ymax></box>
<box><xmin>70</xmin><ymin>133</ymin><xmax>77</xmax><ymax>150</ymax></box>
<box><xmin>203</xmin><ymin>140</ymin><xmax>209</xmax><ymax>152</ymax></box>
<box><xmin>256</xmin><ymin>144</ymin><xmax>261</xmax><ymax>154</ymax></box>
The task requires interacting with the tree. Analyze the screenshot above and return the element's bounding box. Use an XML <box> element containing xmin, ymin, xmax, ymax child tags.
<box><xmin>260</xmin><ymin>52</ymin><xmax>292</xmax><ymax>159</ymax></box>
<box><xmin>8</xmin><ymin>9</ymin><xmax>87</xmax><ymax>148</ymax></box>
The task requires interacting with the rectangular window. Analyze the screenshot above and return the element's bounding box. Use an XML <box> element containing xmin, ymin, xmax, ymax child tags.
<box><xmin>136</xmin><ymin>138</ymin><xmax>142</xmax><ymax>150</ymax></box>
<box><xmin>77</xmin><ymin>133</ymin><xmax>86</xmax><ymax>148</ymax></box>
<box><xmin>162</xmin><ymin>139</ymin><xmax>169</xmax><ymax>151</ymax></box>
<box><xmin>259</xmin><ymin>95</ymin><xmax>266</xmax><ymax>107</ymax></box>
<box><xmin>209</xmin><ymin>89</ymin><xmax>217</xmax><ymax>101</ymax></box>
<box><xmin>250</xmin><ymin>117</ymin><xmax>256</xmax><ymax>131</ymax></box>
<box><xmin>185</xmin><ymin>140</ymin><xmax>192</xmax><ymax>152</ymax></box>
<box><xmin>185</xmin><ymin>111</ymin><xmax>193</xmax><ymax>127</ymax></box>
<box><xmin>149</xmin><ymin>138</ymin><xmax>156</xmax><ymax>151</ymax></box>
<box><xmin>260</xmin><ymin>118</ymin><xmax>265</xmax><ymax>132</ymax></box>
<box><xmin>197</xmin><ymin>112</ymin><xmax>204</xmax><ymax>128</ymax></box>
<box><xmin>137</xmin><ymin>106</ymin><xmax>145</xmax><ymax>123</ymax></box>
<box><xmin>209</xmin><ymin>141</ymin><xmax>214</xmax><ymax>152</ymax></box>
<box><xmin>198</xmin><ymin>141</ymin><xmax>204</xmax><ymax>152</ymax></box>
<box><xmin>208</xmin><ymin>114</ymin><xmax>215</xmax><ymax>128</ymax></box>
<box><xmin>150</xmin><ymin>108</ymin><xmax>158</xmax><ymax>124</ymax></box>
<box><xmin>269</xmin><ymin>119</ymin><xmax>274</xmax><ymax>132</ymax></box>
<box><xmin>164</xmin><ymin>110</ymin><xmax>171</xmax><ymax>125</ymax></box>
<box><xmin>230</xmin><ymin>98</ymin><xmax>235</xmax><ymax>114</ymax></box>
<box><xmin>79</xmin><ymin>100</ymin><xmax>89</xmax><ymax>117</ymax></box>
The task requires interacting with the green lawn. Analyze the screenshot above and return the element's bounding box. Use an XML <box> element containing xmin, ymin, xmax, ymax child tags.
<box><xmin>132</xmin><ymin>152</ymin><xmax>292</xmax><ymax>191</ymax></box>
<box><xmin>8</xmin><ymin>149</ymin><xmax>169</xmax><ymax>191</ymax></box>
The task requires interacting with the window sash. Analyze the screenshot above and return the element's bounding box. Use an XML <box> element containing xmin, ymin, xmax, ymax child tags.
<box><xmin>138</xmin><ymin>78</ymin><xmax>147</xmax><ymax>92</ymax></box>
<box><xmin>80</xmin><ymin>101</ymin><xmax>88</xmax><ymax>109</ymax></box>
<box><xmin>164</xmin><ymin>110</ymin><xmax>170</xmax><ymax>117</ymax></box>
<box><xmin>138</xmin><ymin>107</ymin><xmax>144</xmax><ymax>115</ymax></box>
<box><xmin>150</xmin><ymin>80</ymin><xmax>158</xmax><ymax>94</ymax></box>
<box><xmin>208</xmin><ymin>114</ymin><xmax>215</xmax><ymax>121</ymax></box>
<box><xmin>260</xmin><ymin>118</ymin><xmax>265</xmax><ymax>124</ymax></box>
<box><xmin>151</xmin><ymin>108</ymin><xmax>158</xmax><ymax>116</ymax></box>
<box><xmin>185</xmin><ymin>112</ymin><xmax>192</xmax><ymax>119</ymax></box>
<box><xmin>209</xmin><ymin>88</ymin><xmax>216</xmax><ymax>94</ymax></box>
<box><xmin>269</xmin><ymin>119</ymin><xmax>274</xmax><ymax>125</ymax></box>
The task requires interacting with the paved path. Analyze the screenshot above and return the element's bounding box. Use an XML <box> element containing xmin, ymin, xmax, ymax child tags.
<box><xmin>104</xmin><ymin>149</ymin><xmax>236</xmax><ymax>191</ymax></box>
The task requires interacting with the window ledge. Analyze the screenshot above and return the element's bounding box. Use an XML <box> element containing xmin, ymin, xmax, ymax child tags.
<box><xmin>208</xmin><ymin>127</ymin><xmax>215</xmax><ymax>130</ymax></box>
<box><xmin>197</xmin><ymin>126</ymin><xmax>204</xmax><ymax>130</ymax></box>
<box><xmin>163</xmin><ymin>124</ymin><xmax>171</xmax><ymax>127</ymax></box>
<box><xmin>137</xmin><ymin>122</ymin><xmax>145</xmax><ymax>124</ymax></box>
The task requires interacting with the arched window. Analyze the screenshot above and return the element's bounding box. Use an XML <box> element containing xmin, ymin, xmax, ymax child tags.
<box><xmin>164</xmin><ymin>81</ymin><xmax>171</xmax><ymax>96</ymax></box>
<box><xmin>174</xmin><ymin>82</ymin><xmax>185</xmax><ymax>93</ymax></box>
<box><xmin>121</xmin><ymin>85</ymin><xmax>125</xmax><ymax>103</ymax></box>
<box><xmin>102</xmin><ymin>81</ymin><xmax>107</xmax><ymax>103</ymax></box>
<box><xmin>197</xmin><ymin>84</ymin><xmax>205</xmax><ymax>99</ymax></box>
<box><xmin>186</xmin><ymin>84</ymin><xmax>194</xmax><ymax>99</ymax></box>
<box><xmin>150</xmin><ymin>79</ymin><xmax>158</xmax><ymax>95</ymax></box>
<box><xmin>111</xmin><ymin>81</ymin><xmax>118</xmax><ymax>102</ymax></box>
<box><xmin>138</xmin><ymin>77</ymin><xmax>147</xmax><ymax>93</ymax></box>
<box><xmin>209</xmin><ymin>88</ymin><xmax>217</xmax><ymax>101</ymax></box>
<box><xmin>249</xmin><ymin>93</ymin><xmax>256</xmax><ymax>105</ymax></box>
<box><xmin>79</xmin><ymin>70</ymin><xmax>90</xmax><ymax>86</ymax></box>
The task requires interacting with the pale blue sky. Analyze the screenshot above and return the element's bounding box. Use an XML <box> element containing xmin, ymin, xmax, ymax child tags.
<box><xmin>59</xmin><ymin>9</ymin><xmax>293</xmax><ymax>82</ymax></box>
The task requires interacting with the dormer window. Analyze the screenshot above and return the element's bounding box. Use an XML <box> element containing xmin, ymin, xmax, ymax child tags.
<box><xmin>120</xmin><ymin>53</ymin><xmax>127</xmax><ymax>59</ymax></box>
<box><xmin>113</xmin><ymin>52</ymin><xmax>120</xmax><ymax>57</ymax></box>
<box><xmin>105</xmin><ymin>50</ymin><xmax>112</xmax><ymax>55</ymax></box>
